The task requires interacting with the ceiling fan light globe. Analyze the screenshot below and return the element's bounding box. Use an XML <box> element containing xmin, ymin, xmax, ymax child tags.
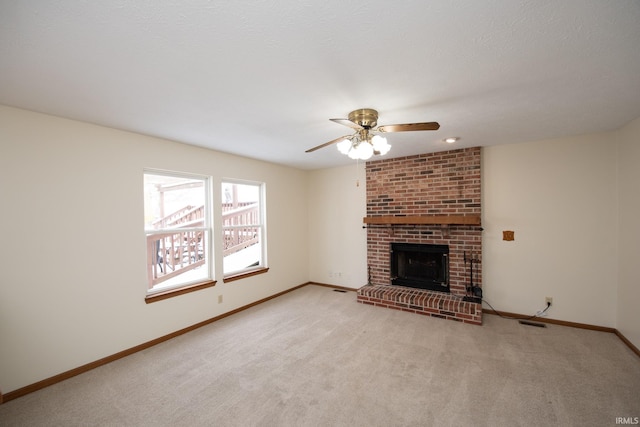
<box><xmin>356</xmin><ymin>141</ymin><xmax>374</xmax><ymax>160</ymax></box>
<box><xmin>336</xmin><ymin>138</ymin><xmax>352</xmax><ymax>155</ymax></box>
<box><xmin>372</xmin><ymin>135</ymin><xmax>391</xmax><ymax>155</ymax></box>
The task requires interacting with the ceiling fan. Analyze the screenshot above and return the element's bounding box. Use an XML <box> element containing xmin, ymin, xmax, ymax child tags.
<box><xmin>306</xmin><ymin>108</ymin><xmax>440</xmax><ymax>160</ymax></box>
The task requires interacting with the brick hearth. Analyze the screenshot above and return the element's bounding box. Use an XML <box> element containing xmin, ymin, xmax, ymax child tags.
<box><xmin>357</xmin><ymin>284</ymin><xmax>482</xmax><ymax>325</ymax></box>
<box><xmin>359</xmin><ymin>147</ymin><xmax>483</xmax><ymax>324</ymax></box>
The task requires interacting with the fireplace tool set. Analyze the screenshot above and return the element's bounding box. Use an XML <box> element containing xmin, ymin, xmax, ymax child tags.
<box><xmin>463</xmin><ymin>251</ymin><xmax>482</xmax><ymax>303</ymax></box>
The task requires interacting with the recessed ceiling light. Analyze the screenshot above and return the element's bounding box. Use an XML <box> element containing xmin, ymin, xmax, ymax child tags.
<box><xmin>444</xmin><ymin>137</ymin><xmax>459</xmax><ymax>144</ymax></box>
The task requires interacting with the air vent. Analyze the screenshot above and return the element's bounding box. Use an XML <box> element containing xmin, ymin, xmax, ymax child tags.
<box><xmin>519</xmin><ymin>320</ymin><xmax>546</xmax><ymax>328</ymax></box>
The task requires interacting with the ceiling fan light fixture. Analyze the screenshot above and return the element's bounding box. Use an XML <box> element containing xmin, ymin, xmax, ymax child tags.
<box><xmin>309</xmin><ymin>108</ymin><xmax>440</xmax><ymax>160</ymax></box>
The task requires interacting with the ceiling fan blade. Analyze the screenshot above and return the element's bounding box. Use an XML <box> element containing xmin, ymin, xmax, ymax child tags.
<box><xmin>330</xmin><ymin>118</ymin><xmax>364</xmax><ymax>130</ymax></box>
<box><xmin>377</xmin><ymin>122</ymin><xmax>440</xmax><ymax>133</ymax></box>
<box><xmin>305</xmin><ymin>135</ymin><xmax>350</xmax><ymax>153</ymax></box>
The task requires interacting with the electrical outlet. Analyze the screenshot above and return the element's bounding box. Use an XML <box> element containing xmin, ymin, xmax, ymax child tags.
<box><xmin>545</xmin><ymin>297</ymin><xmax>553</xmax><ymax>306</ymax></box>
<box><xmin>218</xmin><ymin>295</ymin><xmax>223</xmax><ymax>304</ymax></box>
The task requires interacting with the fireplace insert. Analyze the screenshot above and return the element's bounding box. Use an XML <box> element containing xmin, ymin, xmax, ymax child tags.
<box><xmin>390</xmin><ymin>243</ymin><xmax>449</xmax><ymax>292</ymax></box>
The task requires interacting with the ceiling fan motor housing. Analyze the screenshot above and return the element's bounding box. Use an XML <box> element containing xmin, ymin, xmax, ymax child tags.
<box><xmin>348</xmin><ymin>108</ymin><xmax>378</xmax><ymax>129</ymax></box>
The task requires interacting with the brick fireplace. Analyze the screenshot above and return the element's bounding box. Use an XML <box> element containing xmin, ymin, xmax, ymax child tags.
<box><xmin>356</xmin><ymin>147</ymin><xmax>483</xmax><ymax>325</ymax></box>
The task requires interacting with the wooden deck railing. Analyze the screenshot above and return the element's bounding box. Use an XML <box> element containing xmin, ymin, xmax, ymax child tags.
<box><xmin>147</xmin><ymin>202</ymin><xmax>259</xmax><ymax>288</ymax></box>
<box><xmin>222</xmin><ymin>201</ymin><xmax>253</xmax><ymax>212</ymax></box>
<box><xmin>153</xmin><ymin>205</ymin><xmax>205</xmax><ymax>228</ymax></box>
<box><xmin>147</xmin><ymin>226</ymin><xmax>206</xmax><ymax>288</ymax></box>
<box><xmin>222</xmin><ymin>203</ymin><xmax>259</xmax><ymax>256</ymax></box>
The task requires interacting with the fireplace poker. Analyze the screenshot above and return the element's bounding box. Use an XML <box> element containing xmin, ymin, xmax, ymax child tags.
<box><xmin>464</xmin><ymin>250</ymin><xmax>482</xmax><ymax>302</ymax></box>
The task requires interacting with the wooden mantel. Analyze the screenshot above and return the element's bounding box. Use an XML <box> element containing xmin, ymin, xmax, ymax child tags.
<box><xmin>363</xmin><ymin>215</ymin><xmax>481</xmax><ymax>226</ymax></box>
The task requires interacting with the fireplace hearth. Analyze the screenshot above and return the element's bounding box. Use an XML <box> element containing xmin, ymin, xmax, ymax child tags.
<box><xmin>390</xmin><ymin>243</ymin><xmax>449</xmax><ymax>293</ymax></box>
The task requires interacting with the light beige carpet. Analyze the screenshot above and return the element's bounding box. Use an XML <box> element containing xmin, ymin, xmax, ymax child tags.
<box><xmin>1</xmin><ymin>285</ymin><xmax>639</xmax><ymax>426</ymax></box>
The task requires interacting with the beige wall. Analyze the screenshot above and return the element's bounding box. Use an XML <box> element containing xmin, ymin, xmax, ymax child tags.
<box><xmin>308</xmin><ymin>164</ymin><xmax>367</xmax><ymax>288</ymax></box>
<box><xmin>617</xmin><ymin>116</ymin><xmax>640</xmax><ymax>349</ymax></box>
<box><xmin>482</xmin><ymin>133</ymin><xmax>618</xmax><ymax>327</ymax></box>
<box><xmin>0</xmin><ymin>105</ymin><xmax>309</xmax><ymax>393</ymax></box>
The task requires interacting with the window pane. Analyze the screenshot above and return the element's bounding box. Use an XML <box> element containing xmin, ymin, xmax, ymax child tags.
<box><xmin>145</xmin><ymin>174</ymin><xmax>206</xmax><ymax>231</ymax></box>
<box><xmin>222</xmin><ymin>182</ymin><xmax>259</xmax><ymax>211</ymax></box>
<box><xmin>222</xmin><ymin>181</ymin><xmax>264</xmax><ymax>275</ymax></box>
<box><xmin>144</xmin><ymin>171</ymin><xmax>210</xmax><ymax>292</ymax></box>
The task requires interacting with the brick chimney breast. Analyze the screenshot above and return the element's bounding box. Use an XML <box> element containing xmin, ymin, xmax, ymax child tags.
<box><xmin>359</xmin><ymin>147</ymin><xmax>482</xmax><ymax>325</ymax></box>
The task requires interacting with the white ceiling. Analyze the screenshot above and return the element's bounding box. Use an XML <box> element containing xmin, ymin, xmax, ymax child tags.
<box><xmin>1</xmin><ymin>1</ymin><xmax>639</xmax><ymax>170</ymax></box>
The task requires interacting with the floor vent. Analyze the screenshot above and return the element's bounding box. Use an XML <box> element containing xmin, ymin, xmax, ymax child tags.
<box><xmin>519</xmin><ymin>320</ymin><xmax>546</xmax><ymax>328</ymax></box>
<box><xmin>332</xmin><ymin>289</ymin><xmax>347</xmax><ymax>293</ymax></box>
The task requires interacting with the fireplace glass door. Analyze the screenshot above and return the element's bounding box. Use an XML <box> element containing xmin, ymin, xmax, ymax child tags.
<box><xmin>390</xmin><ymin>243</ymin><xmax>449</xmax><ymax>292</ymax></box>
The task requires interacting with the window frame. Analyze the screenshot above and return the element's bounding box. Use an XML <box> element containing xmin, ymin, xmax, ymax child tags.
<box><xmin>143</xmin><ymin>169</ymin><xmax>215</xmax><ymax>302</ymax></box>
<box><xmin>221</xmin><ymin>178</ymin><xmax>268</xmax><ymax>282</ymax></box>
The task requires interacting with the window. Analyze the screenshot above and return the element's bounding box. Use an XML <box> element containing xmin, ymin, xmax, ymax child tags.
<box><xmin>144</xmin><ymin>170</ymin><xmax>212</xmax><ymax>296</ymax></box>
<box><xmin>221</xmin><ymin>180</ymin><xmax>267</xmax><ymax>279</ymax></box>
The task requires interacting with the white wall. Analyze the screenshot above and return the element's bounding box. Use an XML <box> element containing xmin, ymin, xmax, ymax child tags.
<box><xmin>308</xmin><ymin>164</ymin><xmax>367</xmax><ymax>288</ymax></box>
<box><xmin>0</xmin><ymin>105</ymin><xmax>309</xmax><ymax>393</ymax></box>
<box><xmin>482</xmin><ymin>133</ymin><xmax>618</xmax><ymax>327</ymax></box>
<box><xmin>617</xmin><ymin>116</ymin><xmax>640</xmax><ymax>349</ymax></box>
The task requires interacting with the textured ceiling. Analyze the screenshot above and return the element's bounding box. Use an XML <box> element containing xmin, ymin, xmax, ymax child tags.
<box><xmin>1</xmin><ymin>1</ymin><xmax>639</xmax><ymax>170</ymax></box>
